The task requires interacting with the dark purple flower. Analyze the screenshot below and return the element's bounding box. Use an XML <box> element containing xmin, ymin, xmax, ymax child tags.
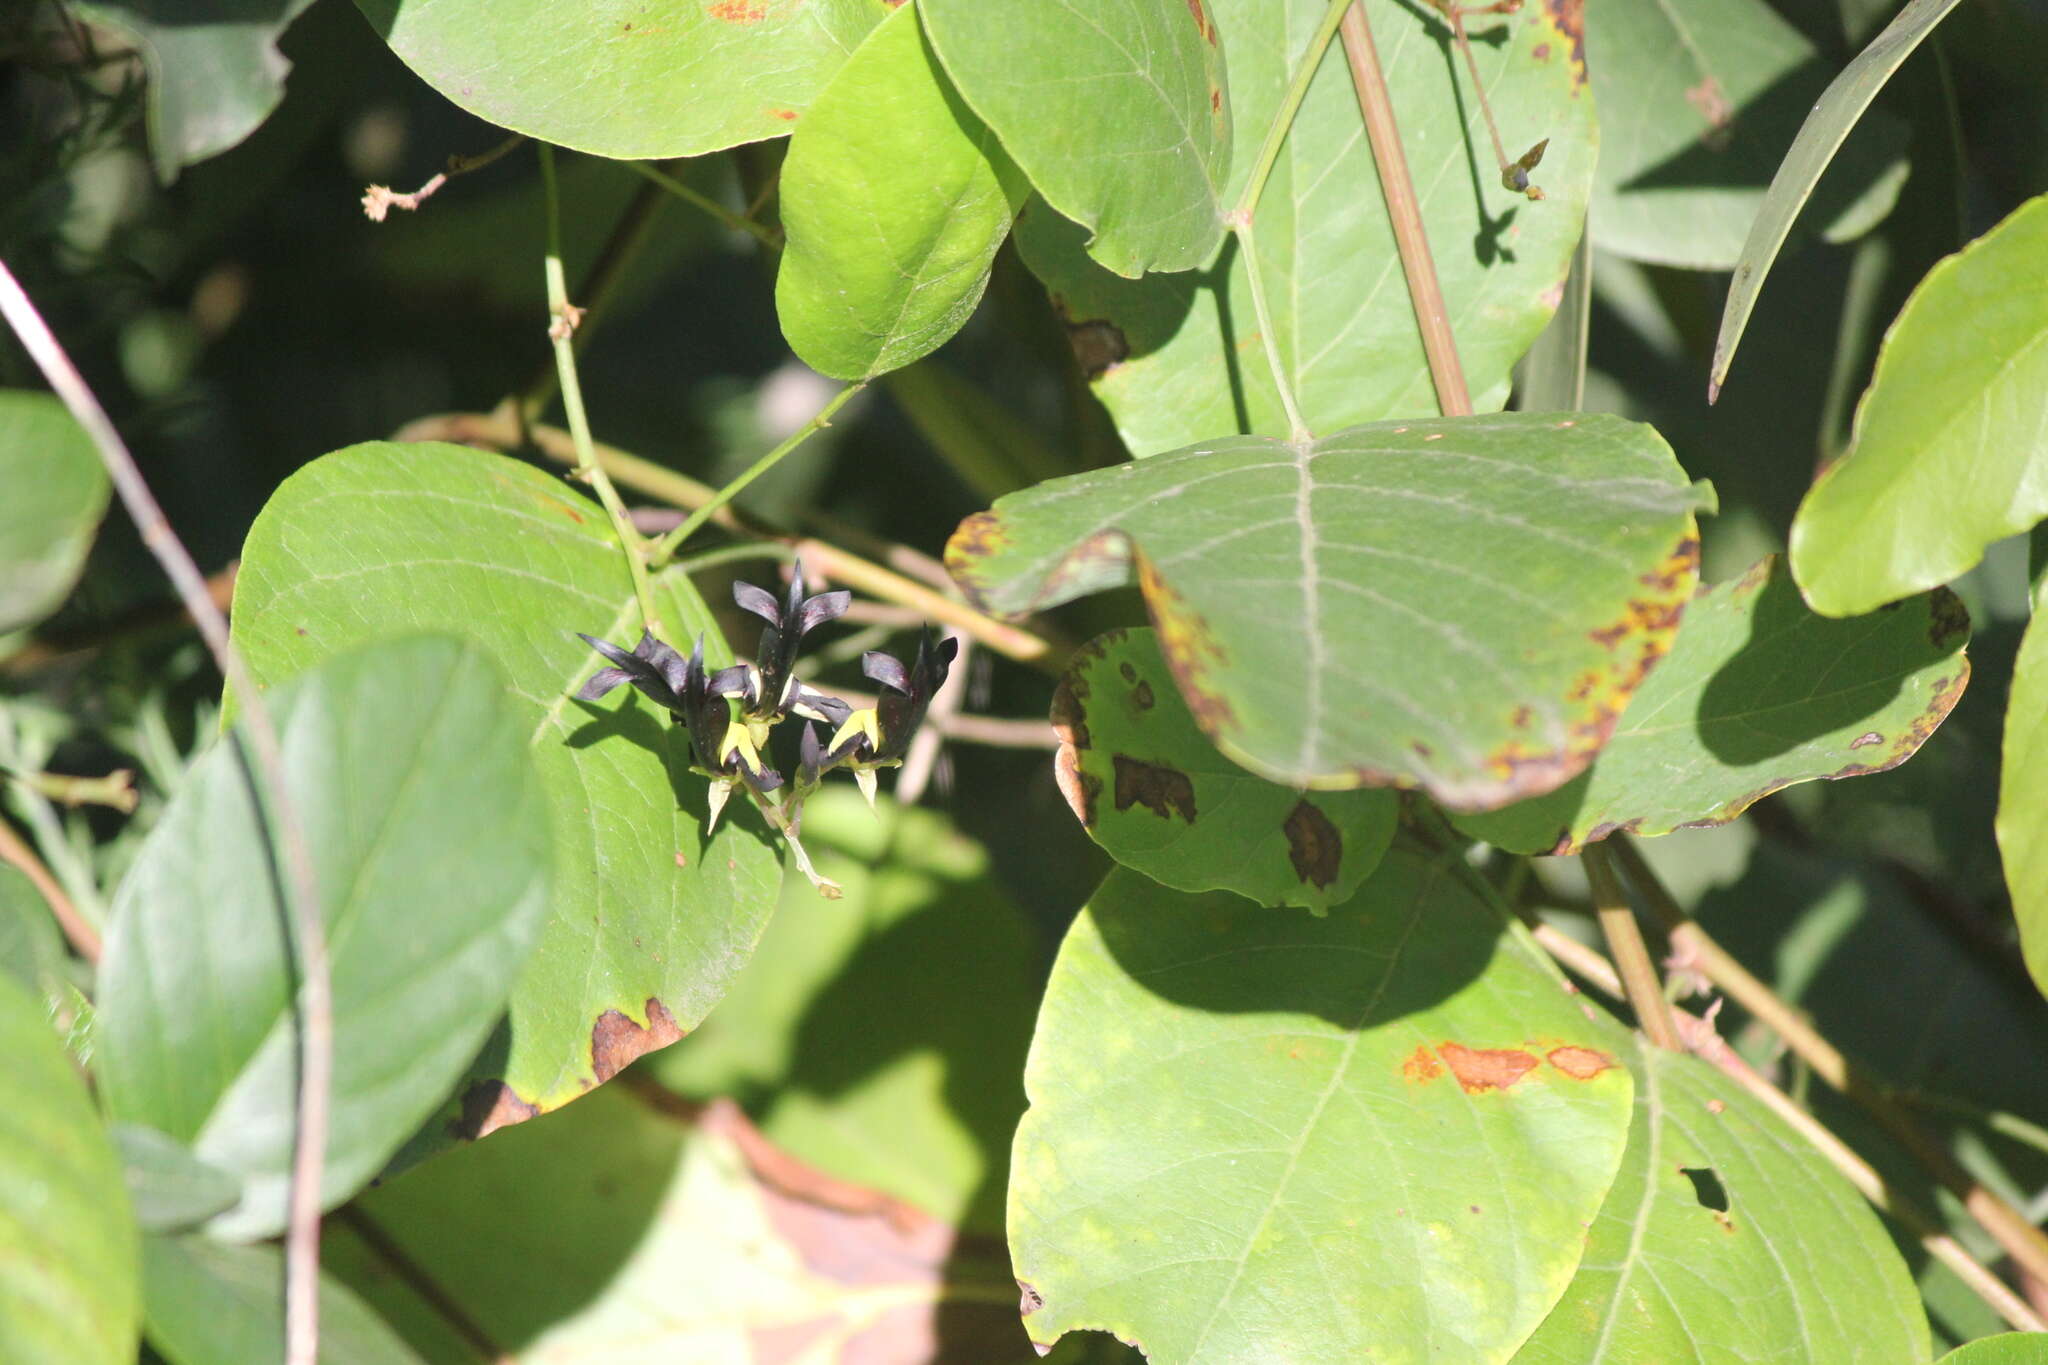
<box><xmin>733</xmin><ymin>560</ymin><xmax>850</xmax><ymax>720</ymax></box>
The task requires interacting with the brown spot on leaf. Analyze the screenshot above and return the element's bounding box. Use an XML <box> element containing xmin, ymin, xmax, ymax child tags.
<box><xmin>1402</xmin><ymin>1045</ymin><xmax>1443</xmax><ymax>1083</ymax></box>
<box><xmin>1131</xmin><ymin>681</ymin><xmax>1156</xmax><ymax>711</ymax></box>
<box><xmin>1851</xmin><ymin>731</ymin><xmax>1883</xmax><ymax>749</ymax></box>
<box><xmin>1545</xmin><ymin>1045</ymin><xmax>1615</xmax><ymax>1079</ymax></box>
<box><xmin>1118</xmin><ymin>661</ymin><xmax>1139</xmax><ymax>683</ymax></box>
<box><xmin>1928</xmin><ymin>587</ymin><xmax>1970</xmax><ymax>648</ymax></box>
<box><xmin>1211</xmin><ymin>88</ymin><xmax>1223</xmax><ymax>113</ymax></box>
<box><xmin>706</xmin><ymin>0</ymin><xmax>766</xmax><ymax>21</ymax></box>
<box><xmin>591</xmin><ymin>998</ymin><xmax>684</xmax><ymax>1083</ymax></box>
<box><xmin>1541</xmin><ymin>0</ymin><xmax>1585</xmax><ymax>91</ymax></box>
<box><xmin>943</xmin><ymin>510</ymin><xmax>1013</xmax><ymax>609</ymax></box>
<box><xmin>1440</xmin><ymin>1042</ymin><xmax>1541</xmax><ymax>1092</ymax></box>
<box><xmin>767</xmin><ymin>107</ymin><xmax>799</xmax><ymax>122</ymax></box>
<box><xmin>455</xmin><ymin>1080</ymin><xmax>539</xmax><ymax>1140</ymax></box>
<box><xmin>1138</xmin><ymin>552</ymin><xmax>1238</xmax><ymax>736</ymax></box>
<box><xmin>1186</xmin><ymin>0</ymin><xmax>1216</xmax><ymax>42</ymax></box>
<box><xmin>1686</xmin><ymin>77</ymin><xmax>1734</xmax><ymax>144</ymax></box>
<box><xmin>1511</xmin><ymin>705</ymin><xmax>1533</xmax><ymax>729</ymax></box>
<box><xmin>1066</xmin><ymin>319</ymin><xmax>1129</xmax><ymax>378</ymax></box>
<box><xmin>1020</xmin><ymin>1281</ymin><xmax>1045</xmax><ymax>1315</ymax></box>
<box><xmin>1533</xmin><ymin>41</ymin><xmax>1551</xmax><ymax>58</ymax></box>
<box><xmin>1113</xmin><ymin>755</ymin><xmax>1196</xmax><ymax>823</ymax></box>
<box><xmin>1283</xmin><ymin>799</ymin><xmax>1342</xmax><ymax>889</ymax></box>
<box><xmin>1050</xmin><ymin>652</ymin><xmax>1104</xmax><ymax>826</ymax></box>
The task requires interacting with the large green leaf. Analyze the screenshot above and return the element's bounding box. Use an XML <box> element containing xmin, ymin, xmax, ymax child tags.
<box><xmin>0</xmin><ymin>391</ymin><xmax>109</xmax><ymax>634</ymax></box>
<box><xmin>1999</xmin><ymin>575</ymin><xmax>2048</xmax><ymax>1001</ymax></box>
<box><xmin>110</xmin><ymin>1125</ymin><xmax>242</xmax><ymax>1235</ymax></box>
<box><xmin>1791</xmin><ymin>193</ymin><xmax>2048</xmax><ymax>616</ymax></box>
<box><xmin>0</xmin><ymin>972</ymin><xmax>138</xmax><ymax>1365</ymax></box>
<box><xmin>1709</xmin><ymin>0</ymin><xmax>1966</xmax><ymax>398</ymax></box>
<box><xmin>356</xmin><ymin>0</ymin><xmax>887</xmax><ymax>159</ymax></box>
<box><xmin>1936</xmin><ymin>1337</ymin><xmax>2048</xmax><ymax>1364</ymax></box>
<box><xmin>776</xmin><ymin>2</ymin><xmax>1027</xmax><ymax>380</ymax></box>
<box><xmin>1010</xmin><ymin>0</ymin><xmax>1593</xmax><ymax>453</ymax></box>
<box><xmin>648</xmin><ymin>789</ymin><xmax>1039</xmax><ymax>1234</ymax></box>
<box><xmin>142</xmin><ymin>1235</ymin><xmax>423</xmax><ymax>1365</ymax></box>
<box><xmin>1583</xmin><ymin>0</ymin><xmax>1906</xmax><ymax>270</ymax></box>
<box><xmin>71</xmin><ymin>0</ymin><xmax>320</xmax><ymax>179</ymax></box>
<box><xmin>947</xmin><ymin>413</ymin><xmax>1713</xmax><ymax>808</ymax></box>
<box><xmin>919</xmin><ymin>0</ymin><xmax>1229</xmax><ymax>277</ymax></box>
<box><xmin>229</xmin><ymin>442</ymin><xmax>782</xmax><ymax>1127</ymax></box>
<box><xmin>1459</xmin><ymin>557</ymin><xmax>1970</xmax><ymax>854</ymax></box>
<box><xmin>327</xmin><ymin>1084</ymin><xmax>1030</xmax><ymax>1361</ymax></box>
<box><xmin>1512</xmin><ymin>1039</ymin><xmax>1930</xmax><ymax>1362</ymax></box>
<box><xmin>1051</xmin><ymin>627</ymin><xmax>1396</xmax><ymax>910</ymax></box>
<box><xmin>97</xmin><ymin>635</ymin><xmax>551</xmax><ymax>1239</ymax></box>
<box><xmin>1010</xmin><ymin>847</ymin><xmax>1634</xmax><ymax>1361</ymax></box>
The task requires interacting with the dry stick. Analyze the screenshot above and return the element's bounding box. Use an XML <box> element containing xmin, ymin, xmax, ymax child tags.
<box><xmin>0</xmin><ymin>814</ymin><xmax>99</xmax><ymax>961</ymax></box>
<box><xmin>1339</xmin><ymin>2</ymin><xmax>1474</xmax><ymax>417</ymax></box>
<box><xmin>538</xmin><ymin>144</ymin><xmax>663</xmax><ymax>638</ymax></box>
<box><xmin>394</xmin><ymin>409</ymin><xmax>1060</xmax><ymax>670</ymax></box>
<box><xmin>362</xmin><ymin>132</ymin><xmax>527</xmax><ymax>221</ymax></box>
<box><xmin>1531</xmin><ymin>921</ymin><xmax>2047</xmax><ymax>1333</ymax></box>
<box><xmin>1610</xmin><ymin>834</ymin><xmax>2048</xmax><ymax>1293</ymax></box>
<box><xmin>1430</xmin><ymin>0</ymin><xmax>1545</xmax><ymax>197</ymax></box>
<box><xmin>0</xmin><ymin>260</ymin><xmax>335</xmax><ymax>1365</ymax></box>
<box><xmin>1583</xmin><ymin>842</ymin><xmax>1680</xmax><ymax>1050</ymax></box>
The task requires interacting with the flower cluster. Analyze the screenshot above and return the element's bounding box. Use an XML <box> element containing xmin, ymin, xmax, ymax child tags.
<box><xmin>572</xmin><ymin>561</ymin><xmax>956</xmax><ymax>896</ymax></box>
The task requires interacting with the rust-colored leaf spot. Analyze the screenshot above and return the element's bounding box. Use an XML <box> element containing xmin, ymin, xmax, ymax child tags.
<box><xmin>1928</xmin><ymin>587</ymin><xmax>1970</xmax><ymax>648</ymax></box>
<box><xmin>1851</xmin><ymin>731</ymin><xmax>1882</xmax><ymax>749</ymax></box>
<box><xmin>1533</xmin><ymin>41</ymin><xmax>1551</xmax><ymax>59</ymax></box>
<box><xmin>1510</xmin><ymin>704</ymin><xmax>1533</xmax><ymax>729</ymax></box>
<box><xmin>1401</xmin><ymin>1045</ymin><xmax>1443</xmax><ymax>1083</ymax></box>
<box><xmin>1185</xmin><ymin>0</ymin><xmax>1216</xmax><ymax>43</ymax></box>
<box><xmin>767</xmin><ymin>107</ymin><xmax>799</xmax><ymax>122</ymax></box>
<box><xmin>456</xmin><ymin>1080</ymin><xmax>539</xmax><ymax>1140</ymax></box>
<box><xmin>1118</xmin><ymin>661</ymin><xmax>1139</xmax><ymax>683</ymax></box>
<box><xmin>1541</xmin><ymin>0</ymin><xmax>1586</xmax><ymax>91</ymax></box>
<box><xmin>706</xmin><ymin>0</ymin><xmax>767</xmax><ymax>22</ymax></box>
<box><xmin>1139</xmin><ymin>552</ymin><xmax>1238</xmax><ymax>736</ymax></box>
<box><xmin>1211</xmin><ymin>87</ymin><xmax>1222</xmax><ymax>114</ymax></box>
<box><xmin>590</xmin><ymin>997</ymin><xmax>684</xmax><ymax>1084</ymax></box>
<box><xmin>1545</xmin><ymin>1045</ymin><xmax>1615</xmax><ymax>1080</ymax></box>
<box><xmin>944</xmin><ymin>510</ymin><xmax>1013</xmax><ymax>608</ymax></box>
<box><xmin>1440</xmin><ymin>1042</ymin><xmax>1540</xmax><ymax>1093</ymax></box>
<box><xmin>1113</xmin><ymin>755</ymin><xmax>1196</xmax><ymax>823</ymax></box>
<box><xmin>1283</xmin><ymin>799</ymin><xmax>1342</xmax><ymax>889</ymax></box>
<box><xmin>1050</xmin><ymin>664</ymin><xmax>1104</xmax><ymax>826</ymax></box>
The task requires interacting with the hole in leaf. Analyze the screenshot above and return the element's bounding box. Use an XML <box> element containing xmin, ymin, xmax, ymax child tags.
<box><xmin>1679</xmin><ymin>1166</ymin><xmax>1729</xmax><ymax>1212</ymax></box>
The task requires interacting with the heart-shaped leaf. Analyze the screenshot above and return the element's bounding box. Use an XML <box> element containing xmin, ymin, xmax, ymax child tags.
<box><xmin>97</xmin><ymin>635</ymin><xmax>552</xmax><ymax>1239</ymax></box>
<box><xmin>1791</xmin><ymin>192</ymin><xmax>2048</xmax><ymax>616</ymax></box>
<box><xmin>776</xmin><ymin>2</ymin><xmax>1028</xmax><ymax>379</ymax></box>
<box><xmin>0</xmin><ymin>391</ymin><xmax>108</xmax><ymax>633</ymax></box>
<box><xmin>355</xmin><ymin>0</ymin><xmax>888</xmax><ymax>159</ymax></box>
<box><xmin>947</xmin><ymin>413</ymin><xmax>1713</xmax><ymax>809</ymax></box>
<box><xmin>918</xmin><ymin>0</ymin><xmax>1230</xmax><ymax>277</ymax></box>
<box><xmin>1584</xmin><ymin>0</ymin><xmax>1907</xmax><ymax>270</ymax></box>
<box><xmin>0</xmin><ymin>972</ymin><xmax>138</xmax><ymax>1365</ymax></box>
<box><xmin>1512</xmin><ymin>1039</ymin><xmax>1930</xmax><ymax>1362</ymax></box>
<box><xmin>1010</xmin><ymin>847</ymin><xmax>1634</xmax><ymax>1361</ymax></box>
<box><xmin>1459</xmin><ymin>557</ymin><xmax>1971</xmax><ymax>855</ymax></box>
<box><xmin>228</xmin><ymin>442</ymin><xmax>783</xmax><ymax>1129</ymax></box>
<box><xmin>1011</xmin><ymin>0</ymin><xmax>1593</xmax><ymax>453</ymax></box>
<box><xmin>1052</xmin><ymin>627</ymin><xmax>1396</xmax><ymax>910</ymax></box>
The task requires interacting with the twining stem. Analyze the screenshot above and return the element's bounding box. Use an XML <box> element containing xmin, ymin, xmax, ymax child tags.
<box><xmin>538</xmin><ymin>144</ymin><xmax>663</xmax><ymax>638</ymax></box>
<box><xmin>1338</xmin><ymin>3</ymin><xmax>1474</xmax><ymax>417</ymax></box>
<box><xmin>519</xmin><ymin>178</ymin><xmax>668</xmax><ymax>424</ymax></box>
<box><xmin>0</xmin><ymin>259</ymin><xmax>335</xmax><ymax>1365</ymax></box>
<box><xmin>1529</xmin><ymin>921</ymin><xmax>2047</xmax><ymax>1334</ymax></box>
<box><xmin>1429</xmin><ymin>0</ymin><xmax>1545</xmax><ymax>197</ymax></box>
<box><xmin>0</xmin><ymin>813</ymin><xmax>98</xmax><ymax>961</ymax></box>
<box><xmin>1610</xmin><ymin>834</ymin><xmax>2048</xmax><ymax>1293</ymax></box>
<box><xmin>1583</xmin><ymin>843</ymin><xmax>1679</xmax><ymax>1050</ymax></box>
<box><xmin>623</xmin><ymin>159</ymin><xmax>782</xmax><ymax>247</ymax></box>
<box><xmin>649</xmin><ymin>381</ymin><xmax>867</xmax><ymax>563</ymax></box>
<box><xmin>1230</xmin><ymin>222</ymin><xmax>1311</xmax><ymax>441</ymax></box>
<box><xmin>1233</xmin><ymin>0</ymin><xmax>1358</xmax><ymax>221</ymax></box>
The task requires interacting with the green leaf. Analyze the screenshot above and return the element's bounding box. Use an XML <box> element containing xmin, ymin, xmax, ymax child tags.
<box><xmin>1010</xmin><ymin>0</ymin><xmax>1594</xmax><ymax>452</ymax></box>
<box><xmin>1999</xmin><ymin>577</ymin><xmax>2048</xmax><ymax>1002</ymax></box>
<box><xmin>327</xmin><ymin>1084</ymin><xmax>1029</xmax><ymax>1360</ymax></box>
<box><xmin>776</xmin><ymin>3</ymin><xmax>1028</xmax><ymax>380</ymax></box>
<box><xmin>227</xmin><ymin>442</ymin><xmax>782</xmax><ymax>1127</ymax></box>
<box><xmin>1459</xmin><ymin>557</ymin><xmax>1971</xmax><ymax>855</ymax></box>
<box><xmin>1936</xmin><ymin>1336</ymin><xmax>2048</xmax><ymax>1364</ymax></box>
<box><xmin>355</xmin><ymin>0</ymin><xmax>887</xmax><ymax>159</ymax></box>
<box><xmin>0</xmin><ymin>391</ymin><xmax>109</xmax><ymax>634</ymax></box>
<box><xmin>96</xmin><ymin>634</ymin><xmax>552</xmax><ymax>1239</ymax></box>
<box><xmin>947</xmin><ymin>413</ymin><xmax>1713</xmax><ymax>808</ymax></box>
<box><xmin>1584</xmin><ymin>0</ymin><xmax>1907</xmax><ymax>270</ymax></box>
<box><xmin>647</xmin><ymin>789</ymin><xmax>1039</xmax><ymax>1234</ymax></box>
<box><xmin>918</xmin><ymin>0</ymin><xmax>1230</xmax><ymax>276</ymax></box>
<box><xmin>1709</xmin><ymin>0</ymin><xmax>1965</xmax><ymax>398</ymax></box>
<box><xmin>1010</xmin><ymin>848</ymin><xmax>1634</xmax><ymax>1361</ymax></box>
<box><xmin>111</xmin><ymin>1125</ymin><xmax>242</xmax><ymax>1235</ymax></box>
<box><xmin>1790</xmin><ymin>193</ymin><xmax>2048</xmax><ymax>616</ymax></box>
<box><xmin>1051</xmin><ymin>627</ymin><xmax>1396</xmax><ymax>910</ymax></box>
<box><xmin>0</xmin><ymin>971</ymin><xmax>138</xmax><ymax>1365</ymax></box>
<box><xmin>142</xmin><ymin>1235</ymin><xmax>424</xmax><ymax>1365</ymax></box>
<box><xmin>71</xmin><ymin>0</ymin><xmax>320</xmax><ymax>180</ymax></box>
<box><xmin>1512</xmin><ymin>1039</ymin><xmax>1930</xmax><ymax>1362</ymax></box>
<box><xmin>0</xmin><ymin>865</ymin><xmax>68</xmax><ymax>1002</ymax></box>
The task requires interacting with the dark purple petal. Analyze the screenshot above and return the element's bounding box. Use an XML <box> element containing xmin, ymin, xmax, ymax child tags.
<box><xmin>733</xmin><ymin>580</ymin><xmax>782</xmax><ymax>626</ymax></box>
<box><xmin>862</xmin><ymin>650</ymin><xmax>911</xmax><ymax>695</ymax></box>
<box><xmin>791</xmin><ymin>684</ymin><xmax>851</xmax><ymax>728</ymax></box>
<box><xmin>798</xmin><ymin>590</ymin><xmax>852</xmax><ymax>635</ymax></box>
<box><xmin>575</xmin><ymin>667</ymin><xmax>634</xmax><ymax>701</ymax></box>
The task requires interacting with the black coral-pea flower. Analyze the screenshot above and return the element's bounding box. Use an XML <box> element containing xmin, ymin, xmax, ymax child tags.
<box><xmin>810</xmin><ymin>631</ymin><xmax>958</xmax><ymax>807</ymax></box>
<box><xmin>576</xmin><ymin>629</ymin><xmax>778</xmax><ymax>795</ymax></box>
<box><xmin>732</xmin><ymin>559</ymin><xmax>851</xmax><ymax>720</ymax></box>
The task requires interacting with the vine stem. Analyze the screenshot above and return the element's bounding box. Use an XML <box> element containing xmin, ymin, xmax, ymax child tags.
<box><xmin>649</xmin><ymin>380</ymin><xmax>867</xmax><ymax>564</ymax></box>
<box><xmin>623</xmin><ymin>159</ymin><xmax>782</xmax><ymax>247</ymax></box>
<box><xmin>1609</xmin><ymin>834</ymin><xmax>2048</xmax><ymax>1293</ymax></box>
<box><xmin>1235</xmin><ymin>0</ymin><xmax>1357</xmax><ymax>220</ymax></box>
<box><xmin>1229</xmin><ymin>221</ymin><xmax>1310</xmax><ymax>442</ymax></box>
<box><xmin>538</xmin><ymin>143</ymin><xmax>664</xmax><ymax>638</ymax></box>
<box><xmin>1530</xmin><ymin>921</ymin><xmax>2048</xmax><ymax>1334</ymax></box>
<box><xmin>0</xmin><ymin>259</ymin><xmax>335</xmax><ymax>1365</ymax></box>
<box><xmin>1583</xmin><ymin>843</ymin><xmax>1679</xmax><ymax>1050</ymax></box>
<box><xmin>1338</xmin><ymin>1</ymin><xmax>1474</xmax><ymax>417</ymax></box>
<box><xmin>0</xmin><ymin>813</ymin><xmax>98</xmax><ymax>961</ymax></box>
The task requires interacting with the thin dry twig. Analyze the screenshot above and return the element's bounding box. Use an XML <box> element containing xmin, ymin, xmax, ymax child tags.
<box><xmin>361</xmin><ymin>132</ymin><xmax>527</xmax><ymax>222</ymax></box>
<box><xmin>0</xmin><ymin>260</ymin><xmax>334</xmax><ymax>1365</ymax></box>
<box><xmin>1583</xmin><ymin>842</ymin><xmax>1680</xmax><ymax>1050</ymax></box>
<box><xmin>1427</xmin><ymin>0</ymin><xmax>1549</xmax><ymax>198</ymax></box>
<box><xmin>0</xmin><ymin>814</ymin><xmax>99</xmax><ymax>961</ymax></box>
